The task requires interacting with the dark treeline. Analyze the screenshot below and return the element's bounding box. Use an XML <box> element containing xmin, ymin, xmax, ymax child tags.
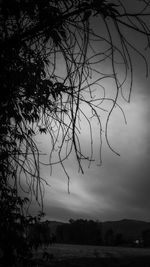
<box><xmin>56</xmin><ymin>219</ymin><xmax>124</xmax><ymax>246</ymax></box>
<box><xmin>56</xmin><ymin>219</ymin><xmax>102</xmax><ymax>245</ymax></box>
<box><xmin>25</xmin><ymin>219</ymin><xmax>150</xmax><ymax>248</ymax></box>
<box><xmin>54</xmin><ymin>219</ymin><xmax>150</xmax><ymax>247</ymax></box>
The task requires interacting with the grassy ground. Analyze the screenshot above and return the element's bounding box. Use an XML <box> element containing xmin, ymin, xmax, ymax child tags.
<box><xmin>43</xmin><ymin>256</ymin><xmax>150</xmax><ymax>267</ymax></box>
<box><xmin>33</xmin><ymin>243</ymin><xmax>150</xmax><ymax>267</ymax></box>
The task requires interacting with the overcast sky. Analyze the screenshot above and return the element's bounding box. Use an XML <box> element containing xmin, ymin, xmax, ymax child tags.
<box><xmin>33</xmin><ymin>1</ymin><xmax>150</xmax><ymax>223</ymax></box>
<box><xmin>38</xmin><ymin>75</ymin><xmax>150</xmax><ymax>223</ymax></box>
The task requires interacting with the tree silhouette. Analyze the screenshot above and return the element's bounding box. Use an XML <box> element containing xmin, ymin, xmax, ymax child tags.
<box><xmin>56</xmin><ymin>219</ymin><xmax>102</xmax><ymax>245</ymax></box>
<box><xmin>1</xmin><ymin>0</ymin><xmax>150</xmax><ymax>264</ymax></box>
<box><xmin>142</xmin><ymin>229</ymin><xmax>150</xmax><ymax>247</ymax></box>
<box><xmin>104</xmin><ymin>228</ymin><xmax>114</xmax><ymax>246</ymax></box>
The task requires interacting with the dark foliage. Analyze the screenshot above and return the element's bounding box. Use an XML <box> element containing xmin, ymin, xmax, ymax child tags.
<box><xmin>142</xmin><ymin>229</ymin><xmax>150</xmax><ymax>247</ymax></box>
<box><xmin>56</xmin><ymin>219</ymin><xmax>102</xmax><ymax>245</ymax></box>
<box><xmin>28</xmin><ymin>220</ymin><xmax>53</xmax><ymax>249</ymax></box>
<box><xmin>0</xmin><ymin>183</ymin><xmax>43</xmax><ymax>266</ymax></box>
<box><xmin>54</xmin><ymin>219</ymin><xmax>150</xmax><ymax>247</ymax></box>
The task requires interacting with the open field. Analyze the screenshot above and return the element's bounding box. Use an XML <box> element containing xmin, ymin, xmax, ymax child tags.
<box><xmin>35</xmin><ymin>243</ymin><xmax>150</xmax><ymax>266</ymax></box>
<box><xmin>40</xmin><ymin>243</ymin><xmax>150</xmax><ymax>259</ymax></box>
